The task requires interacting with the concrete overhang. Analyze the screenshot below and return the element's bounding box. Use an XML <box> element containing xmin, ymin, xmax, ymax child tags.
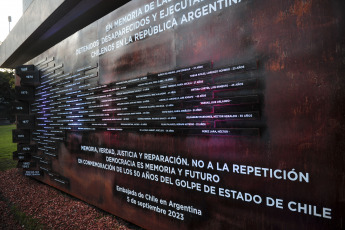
<box><xmin>0</xmin><ymin>0</ymin><xmax>130</xmax><ymax>68</ymax></box>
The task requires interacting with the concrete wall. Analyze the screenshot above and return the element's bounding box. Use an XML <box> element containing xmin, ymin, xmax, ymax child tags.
<box><xmin>0</xmin><ymin>0</ymin><xmax>130</xmax><ymax>68</ymax></box>
<box><xmin>0</xmin><ymin>0</ymin><xmax>65</xmax><ymax>68</ymax></box>
<box><xmin>23</xmin><ymin>0</ymin><xmax>34</xmax><ymax>13</ymax></box>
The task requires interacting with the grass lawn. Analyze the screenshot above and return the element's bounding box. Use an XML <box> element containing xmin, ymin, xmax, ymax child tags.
<box><xmin>0</xmin><ymin>124</ymin><xmax>17</xmax><ymax>171</ymax></box>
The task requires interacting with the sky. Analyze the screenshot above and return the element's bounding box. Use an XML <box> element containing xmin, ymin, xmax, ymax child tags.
<box><xmin>0</xmin><ymin>0</ymin><xmax>23</xmax><ymax>42</ymax></box>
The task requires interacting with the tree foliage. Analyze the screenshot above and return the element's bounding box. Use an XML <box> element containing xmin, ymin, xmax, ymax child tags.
<box><xmin>0</xmin><ymin>69</ymin><xmax>15</xmax><ymax>122</ymax></box>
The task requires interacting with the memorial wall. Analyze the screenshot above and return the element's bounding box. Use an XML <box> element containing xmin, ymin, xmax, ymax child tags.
<box><xmin>12</xmin><ymin>0</ymin><xmax>345</xmax><ymax>229</ymax></box>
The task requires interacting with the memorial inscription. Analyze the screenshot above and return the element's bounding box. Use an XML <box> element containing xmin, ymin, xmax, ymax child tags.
<box><xmin>30</xmin><ymin>60</ymin><xmax>261</xmax><ymax>140</ymax></box>
<box><xmin>12</xmin><ymin>0</ymin><xmax>345</xmax><ymax>229</ymax></box>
